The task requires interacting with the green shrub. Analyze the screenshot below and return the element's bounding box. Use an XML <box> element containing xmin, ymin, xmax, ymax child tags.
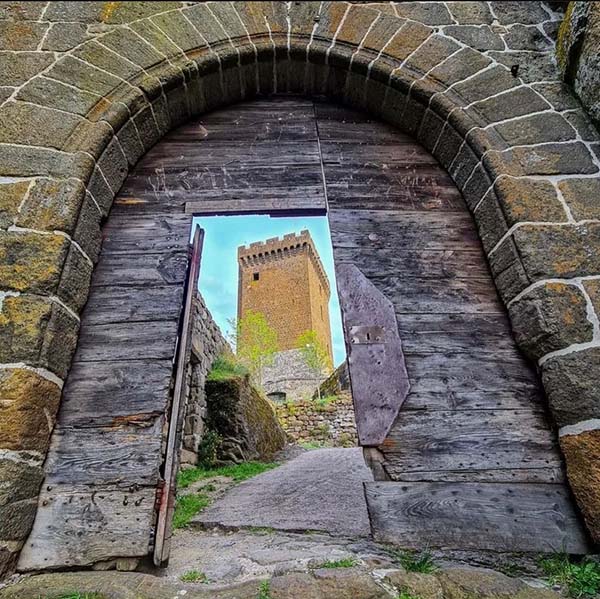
<box><xmin>314</xmin><ymin>395</ymin><xmax>337</xmax><ymax>411</ymax></box>
<box><xmin>180</xmin><ymin>570</ymin><xmax>208</xmax><ymax>583</ymax></box>
<box><xmin>390</xmin><ymin>549</ymin><xmax>437</xmax><ymax>573</ymax></box>
<box><xmin>206</xmin><ymin>355</ymin><xmax>248</xmax><ymax>381</ymax></box>
<box><xmin>197</xmin><ymin>429</ymin><xmax>221</xmax><ymax>468</ymax></box>
<box><xmin>397</xmin><ymin>591</ymin><xmax>422</xmax><ymax>599</ymax></box>
<box><xmin>540</xmin><ymin>553</ymin><xmax>600</xmax><ymax>597</ymax></box>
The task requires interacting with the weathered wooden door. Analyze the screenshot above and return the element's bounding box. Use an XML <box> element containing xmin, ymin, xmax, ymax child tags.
<box><xmin>154</xmin><ymin>225</ymin><xmax>204</xmax><ymax>566</ymax></box>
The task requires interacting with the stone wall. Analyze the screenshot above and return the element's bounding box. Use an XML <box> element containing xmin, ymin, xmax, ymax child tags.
<box><xmin>557</xmin><ymin>2</ymin><xmax>600</xmax><ymax>128</ymax></box>
<box><xmin>181</xmin><ymin>292</ymin><xmax>228</xmax><ymax>465</ymax></box>
<box><xmin>273</xmin><ymin>362</ymin><xmax>357</xmax><ymax>447</ymax></box>
<box><xmin>274</xmin><ymin>392</ymin><xmax>357</xmax><ymax>447</ymax></box>
<box><xmin>262</xmin><ymin>348</ymin><xmax>327</xmax><ymax>402</ymax></box>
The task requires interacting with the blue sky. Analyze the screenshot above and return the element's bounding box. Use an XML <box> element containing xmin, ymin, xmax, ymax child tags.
<box><xmin>192</xmin><ymin>215</ymin><xmax>347</xmax><ymax>367</ymax></box>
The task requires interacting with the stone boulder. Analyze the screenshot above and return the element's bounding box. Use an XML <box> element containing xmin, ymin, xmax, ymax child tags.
<box><xmin>205</xmin><ymin>375</ymin><xmax>286</xmax><ymax>463</ymax></box>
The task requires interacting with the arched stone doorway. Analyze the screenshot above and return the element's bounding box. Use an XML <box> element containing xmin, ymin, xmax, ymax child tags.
<box><xmin>2</xmin><ymin>1</ymin><xmax>600</xmax><ymax>575</ymax></box>
<box><xmin>18</xmin><ymin>96</ymin><xmax>589</xmax><ymax>570</ymax></box>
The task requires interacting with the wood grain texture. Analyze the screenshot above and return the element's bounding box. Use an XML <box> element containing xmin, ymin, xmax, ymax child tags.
<box><xmin>365</xmin><ymin>482</ymin><xmax>590</xmax><ymax>553</ymax></box>
<box><xmin>18</xmin><ymin>484</ymin><xmax>155</xmax><ymax>570</ymax></box>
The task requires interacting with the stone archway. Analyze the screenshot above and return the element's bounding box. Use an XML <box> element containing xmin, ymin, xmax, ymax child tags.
<box><xmin>2</xmin><ymin>1</ymin><xmax>600</xmax><ymax>575</ymax></box>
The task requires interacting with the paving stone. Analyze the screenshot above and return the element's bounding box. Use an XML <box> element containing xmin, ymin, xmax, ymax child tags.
<box><xmin>383</xmin><ymin>570</ymin><xmax>444</xmax><ymax>598</ymax></box>
<box><xmin>0</xmin><ymin>180</ymin><xmax>30</xmax><ymax>229</ymax></box>
<box><xmin>0</xmin><ymin>86</ymin><xmax>12</xmax><ymax>103</ymax></box>
<box><xmin>503</xmin><ymin>24</ymin><xmax>553</xmax><ymax>51</ymax></box>
<box><xmin>393</xmin><ymin>2</ymin><xmax>453</xmax><ymax>25</ymax></box>
<box><xmin>490</xmin><ymin>50</ymin><xmax>559</xmax><ymax>83</ymax></box>
<box><xmin>559</xmin><ymin>429</ymin><xmax>600</xmax><ymax>543</ymax></box>
<box><xmin>447</xmin><ymin>2</ymin><xmax>494</xmax><ymax>25</ymax></box>
<box><xmin>509</xmin><ymin>282</ymin><xmax>593</xmax><ymax>361</ymax></box>
<box><xmin>468</xmin><ymin>86</ymin><xmax>550</xmax><ymax>124</ymax></box>
<box><xmin>558</xmin><ymin>177</ymin><xmax>600</xmax><ymax>220</ymax></box>
<box><xmin>0</xmin><ymin>21</ymin><xmax>47</xmax><ymax>51</ymax></box>
<box><xmin>490</xmin><ymin>1</ymin><xmax>551</xmax><ymax>26</ymax></box>
<box><xmin>41</xmin><ymin>22</ymin><xmax>89</xmax><ymax>52</ymax></box>
<box><xmin>437</xmin><ymin>566</ymin><xmax>558</xmax><ymax>598</ymax></box>
<box><xmin>0</xmin><ymin>51</ymin><xmax>54</xmax><ymax>86</ymax></box>
<box><xmin>493</xmin><ymin>112</ymin><xmax>576</xmax><ymax>146</ymax></box>
<box><xmin>0</xmin><ymin>294</ymin><xmax>78</xmax><ymax>378</ymax></box>
<box><xmin>542</xmin><ymin>348</ymin><xmax>600</xmax><ymax>426</ymax></box>
<box><xmin>0</xmin><ymin>101</ymin><xmax>84</xmax><ymax>151</ymax></box>
<box><xmin>443</xmin><ymin>25</ymin><xmax>504</xmax><ymax>51</ymax></box>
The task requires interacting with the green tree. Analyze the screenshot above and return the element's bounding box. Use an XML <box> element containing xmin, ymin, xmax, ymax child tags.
<box><xmin>230</xmin><ymin>310</ymin><xmax>278</xmax><ymax>387</ymax></box>
<box><xmin>297</xmin><ymin>330</ymin><xmax>332</xmax><ymax>400</ymax></box>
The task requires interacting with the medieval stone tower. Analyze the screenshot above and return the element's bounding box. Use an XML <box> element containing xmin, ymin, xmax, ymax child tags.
<box><xmin>237</xmin><ymin>230</ymin><xmax>333</xmax><ymax>362</ymax></box>
<box><xmin>237</xmin><ymin>230</ymin><xmax>334</xmax><ymax>399</ymax></box>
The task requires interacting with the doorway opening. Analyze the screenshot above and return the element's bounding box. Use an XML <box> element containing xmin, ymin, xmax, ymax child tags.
<box><xmin>168</xmin><ymin>212</ymin><xmax>370</xmax><ymax>551</ymax></box>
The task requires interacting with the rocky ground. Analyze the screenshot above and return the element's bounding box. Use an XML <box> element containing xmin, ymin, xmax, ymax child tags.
<box><xmin>0</xmin><ymin>447</ymin><xmax>583</xmax><ymax>598</ymax></box>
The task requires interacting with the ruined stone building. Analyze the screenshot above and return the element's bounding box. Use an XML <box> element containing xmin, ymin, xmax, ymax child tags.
<box><xmin>237</xmin><ymin>231</ymin><xmax>334</xmax><ymax>400</ymax></box>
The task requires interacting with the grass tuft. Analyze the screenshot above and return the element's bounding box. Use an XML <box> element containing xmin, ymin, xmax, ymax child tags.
<box><xmin>180</xmin><ymin>570</ymin><xmax>208</xmax><ymax>583</ymax></box>
<box><xmin>172</xmin><ymin>493</ymin><xmax>211</xmax><ymax>529</ymax></box>
<box><xmin>540</xmin><ymin>553</ymin><xmax>600</xmax><ymax>598</ymax></box>
<box><xmin>390</xmin><ymin>549</ymin><xmax>437</xmax><ymax>573</ymax></box>
<box><xmin>49</xmin><ymin>594</ymin><xmax>105</xmax><ymax>599</ymax></box>
<box><xmin>206</xmin><ymin>356</ymin><xmax>248</xmax><ymax>381</ymax></box>
<box><xmin>317</xmin><ymin>557</ymin><xmax>357</xmax><ymax>569</ymax></box>
<box><xmin>257</xmin><ymin>579</ymin><xmax>271</xmax><ymax>599</ymax></box>
<box><xmin>177</xmin><ymin>461</ymin><xmax>278</xmax><ymax>489</ymax></box>
<box><xmin>397</xmin><ymin>591</ymin><xmax>422</xmax><ymax>599</ymax></box>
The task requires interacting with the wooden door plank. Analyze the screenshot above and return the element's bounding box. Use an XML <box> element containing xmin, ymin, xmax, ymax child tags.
<box><xmin>365</xmin><ymin>481</ymin><xmax>591</xmax><ymax>553</ymax></box>
<box><xmin>58</xmin><ymin>360</ymin><xmax>173</xmax><ymax>427</ymax></box>
<box><xmin>73</xmin><ymin>320</ymin><xmax>179</xmax><ymax>362</ymax></box>
<box><xmin>44</xmin><ymin>423</ymin><xmax>163</xmax><ymax>486</ymax></box>
<box><xmin>18</xmin><ymin>484</ymin><xmax>155</xmax><ymax>571</ymax></box>
<box><xmin>381</xmin><ymin>409</ymin><xmax>562</xmax><ymax>475</ymax></box>
<box><xmin>82</xmin><ymin>285</ymin><xmax>184</xmax><ymax>325</ymax></box>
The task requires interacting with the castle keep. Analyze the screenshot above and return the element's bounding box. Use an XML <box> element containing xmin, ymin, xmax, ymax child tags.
<box><xmin>237</xmin><ymin>230</ymin><xmax>334</xmax><ymax>399</ymax></box>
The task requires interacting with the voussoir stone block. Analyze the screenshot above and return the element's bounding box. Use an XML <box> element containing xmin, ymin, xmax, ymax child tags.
<box><xmin>508</xmin><ymin>282</ymin><xmax>593</xmax><ymax>362</ymax></box>
<box><xmin>558</xmin><ymin>177</ymin><xmax>600</xmax><ymax>221</ymax></box>
<box><xmin>0</xmin><ymin>181</ymin><xmax>30</xmax><ymax>230</ymax></box>
<box><xmin>0</xmin><ymin>51</ymin><xmax>54</xmax><ymax>87</ymax></box>
<box><xmin>0</xmin><ymin>369</ymin><xmax>61</xmax><ymax>453</ymax></box>
<box><xmin>0</xmin><ymin>101</ymin><xmax>84</xmax><ymax>151</ymax></box>
<box><xmin>0</xmin><ymin>231</ymin><xmax>68</xmax><ymax>296</ymax></box>
<box><xmin>0</xmin><ymin>458</ymin><xmax>44</xmax><ymax>507</ymax></box>
<box><xmin>0</xmin><ymin>295</ymin><xmax>78</xmax><ymax>378</ymax></box>
<box><xmin>542</xmin><ymin>348</ymin><xmax>600</xmax><ymax>427</ymax></box>
<box><xmin>560</xmin><ymin>429</ymin><xmax>600</xmax><ymax>543</ymax></box>
<box><xmin>468</xmin><ymin>85</ymin><xmax>550</xmax><ymax>125</ymax></box>
<box><xmin>41</xmin><ymin>22</ymin><xmax>88</xmax><ymax>52</ymax></box>
<box><xmin>0</xmin><ymin>499</ymin><xmax>37</xmax><ymax>541</ymax></box>
<box><xmin>494</xmin><ymin>176</ymin><xmax>567</xmax><ymax>224</ymax></box>
<box><xmin>393</xmin><ymin>1</ymin><xmax>453</xmax><ymax>26</ymax></box>
<box><xmin>493</xmin><ymin>112</ymin><xmax>576</xmax><ymax>146</ymax></box>
<box><xmin>513</xmin><ymin>222</ymin><xmax>600</xmax><ymax>282</ymax></box>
